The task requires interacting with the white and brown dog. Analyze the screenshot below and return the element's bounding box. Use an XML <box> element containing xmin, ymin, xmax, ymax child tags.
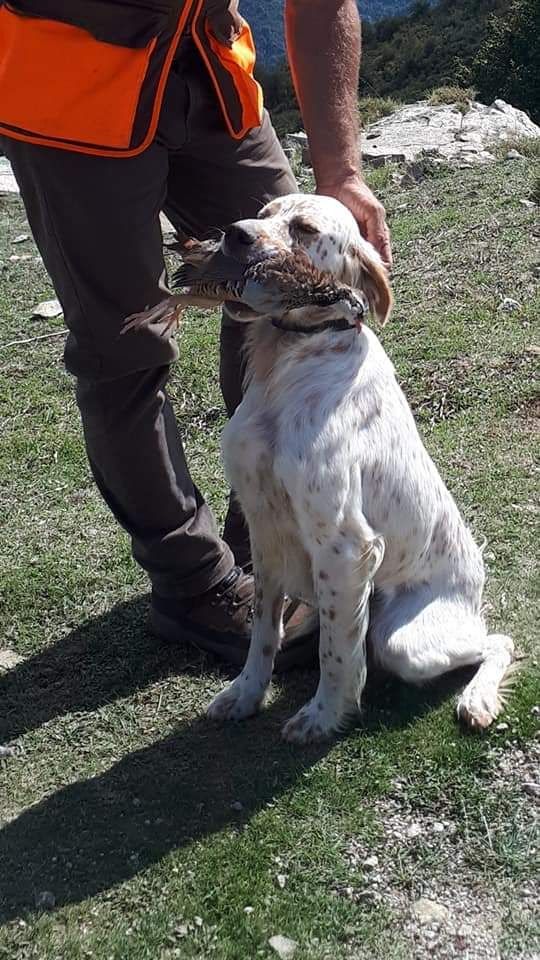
<box><xmin>207</xmin><ymin>194</ymin><xmax>515</xmax><ymax>743</ymax></box>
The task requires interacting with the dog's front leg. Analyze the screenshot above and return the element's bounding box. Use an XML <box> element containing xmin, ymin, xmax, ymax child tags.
<box><xmin>207</xmin><ymin>553</ymin><xmax>284</xmax><ymax>722</ymax></box>
<box><xmin>282</xmin><ymin>530</ymin><xmax>384</xmax><ymax>744</ymax></box>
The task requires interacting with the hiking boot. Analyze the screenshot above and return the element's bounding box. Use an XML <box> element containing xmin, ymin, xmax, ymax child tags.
<box><xmin>150</xmin><ymin>566</ymin><xmax>318</xmax><ymax>672</ymax></box>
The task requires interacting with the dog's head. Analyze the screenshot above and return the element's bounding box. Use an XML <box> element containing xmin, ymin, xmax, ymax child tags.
<box><xmin>222</xmin><ymin>193</ymin><xmax>392</xmax><ymax>325</ymax></box>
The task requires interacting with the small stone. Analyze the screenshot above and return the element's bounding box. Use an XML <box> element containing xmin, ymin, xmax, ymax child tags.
<box><xmin>276</xmin><ymin>873</ymin><xmax>287</xmax><ymax>889</ymax></box>
<box><xmin>505</xmin><ymin>149</ymin><xmax>524</xmax><ymax>160</ymax></box>
<box><xmin>455</xmin><ymin>931</ymin><xmax>469</xmax><ymax>951</ymax></box>
<box><xmin>12</xmin><ymin>233</ymin><xmax>29</xmax><ymax>244</ymax></box>
<box><xmin>411</xmin><ymin>898</ymin><xmax>449</xmax><ymax>925</ymax></box>
<box><xmin>531</xmin><ymin>705</ymin><xmax>540</xmax><ymax>715</ymax></box>
<box><xmin>230</xmin><ymin>800</ymin><xmax>243</xmax><ymax>811</ymax></box>
<box><xmin>269</xmin><ymin>935</ymin><xmax>299</xmax><ymax>959</ymax></box>
<box><xmin>363</xmin><ymin>855</ymin><xmax>379</xmax><ymax>869</ymax></box>
<box><xmin>0</xmin><ymin>649</ymin><xmax>24</xmax><ymax>671</ymax></box>
<box><xmin>523</xmin><ymin>781</ymin><xmax>540</xmax><ymax>799</ymax></box>
<box><xmin>406</xmin><ymin>823</ymin><xmax>423</xmax><ymax>839</ymax></box>
<box><xmin>8</xmin><ymin>253</ymin><xmax>32</xmax><ymax>262</ymax></box>
<box><xmin>31</xmin><ymin>298</ymin><xmax>63</xmax><ymax>319</ymax></box>
<box><xmin>174</xmin><ymin>924</ymin><xmax>188</xmax><ymax>938</ymax></box>
<box><xmin>497</xmin><ymin>297</ymin><xmax>521</xmax><ymax>312</ymax></box>
<box><xmin>432</xmin><ymin>822</ymin><xmax>445</xmax><ymax>833</ymax></box>
<box><xmin>496</xmin><ymin>722</ymin><xmax>509</xmax><ymax>731</ymax></box>
<box><xmin>244</xmin><ymin>906</ymin><xmax>254</xmax><ymax>915</ymax></box>
<box><xmin>193</xmin><ymin>916</ymin><xmax>203</xmax><ymax>927</ymax></box>
<box><xmin>35</xmin><ymin>891</ymin><xmax>56</xmax><ymax>910</ymax></box>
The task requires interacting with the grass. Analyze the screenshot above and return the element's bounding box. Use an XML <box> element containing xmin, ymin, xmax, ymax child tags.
<box><xmin>0</xmin><ymin>159</ymin><xmax>539</xmax><ymax>960</ymax></box>
<box><xmin>428</xmin><ymin>85</ymin><xmax>477</xmax><ymax>106</ymax></box>
<box><xmin>358</xmin><ymin>96</ymin><xmax>401</xmax><ymax>127</ymax></box>
<box><xmin>492</xmin><ymin>136</ymin><xmax>540</xmax><ymax>160</ymax></box>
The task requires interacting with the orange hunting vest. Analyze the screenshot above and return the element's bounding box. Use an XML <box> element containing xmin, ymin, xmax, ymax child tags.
<box><xmin>0</xmin><ymin>0</ymin><xmax>263</xmax><ymax>157</ymax></box>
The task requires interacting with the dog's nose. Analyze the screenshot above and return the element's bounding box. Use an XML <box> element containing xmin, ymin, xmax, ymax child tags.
<box><xmin>225</xmin><ymin>223</ymin><xmax>258</xmax><ymax>248</ymax></box>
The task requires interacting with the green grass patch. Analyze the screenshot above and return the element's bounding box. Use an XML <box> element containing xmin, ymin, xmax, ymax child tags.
<box><xmin>0</xmin><ymin>161</ymin><xmax>539</xmax><ymax>959</ymax></box>
<box><xmin>358</xmin><ymin>96</ymin><xmax>401</xmax><ymax>127</ymax></box>
<box><xmin>428</xmin><ymin>85</ymin><xmax>477</xmax><ymax>106</ymax></box>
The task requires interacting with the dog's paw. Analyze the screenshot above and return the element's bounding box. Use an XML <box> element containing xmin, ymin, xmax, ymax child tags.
<box><xmin>207</xmin><ymin>676</ymin><xmax>267</xmax><ymax>723</ymax></box>
<box><xmin>281</xmin><ymin>699</ymin><xmax>338</xmax><ymax>744</ymax></box>
<box><xmin>456</xmin><ymin>684</ymin><xmax>503</xmax><ymax>730</ymax></box>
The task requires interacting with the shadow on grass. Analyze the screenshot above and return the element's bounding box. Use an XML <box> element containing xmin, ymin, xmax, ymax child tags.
<box><xmin>0</xmin><ymin>597</ymin><xmax>471</xmax><ymax>922</ymax></box>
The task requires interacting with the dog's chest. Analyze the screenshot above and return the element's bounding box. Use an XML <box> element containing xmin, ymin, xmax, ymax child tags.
<box><xmin>222</xmin><ymin>393</ymin><xmax>292</xmax><ymax>523</ymax></box>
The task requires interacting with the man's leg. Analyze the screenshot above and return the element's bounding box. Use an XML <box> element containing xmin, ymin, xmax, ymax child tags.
<box><xmin>2</xmin><ymin>136</ymin><xmax>235</xmax><ymax>602</ymax></box>
<box><xmin>161</xmin><ymin>40</ymin><xmax>298</xmax><ymax>566</ymax></box>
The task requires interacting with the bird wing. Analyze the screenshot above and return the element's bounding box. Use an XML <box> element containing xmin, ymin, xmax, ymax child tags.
<box><xmin>171</xmin><ymin>250</ymin><xmax>248</xmax><ymax>290</ymax></box>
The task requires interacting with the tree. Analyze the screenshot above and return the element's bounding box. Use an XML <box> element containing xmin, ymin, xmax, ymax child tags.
<box><xmin>470</xmin><ymin>0</ymin><xmax>540</xmax><ymax>121</ymax></box>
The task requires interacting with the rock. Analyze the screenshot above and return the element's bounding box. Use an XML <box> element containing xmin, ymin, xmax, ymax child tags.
<box><xmin>363</xmin><ymin>855</ymin><xmax>379</xmax><ymax>869</ymax></box>
<box><xmin>411</xmin><ymin>898</ymin><xmax>450</xmax><ymax>925</ymax></box>
<box><xmin>523</xmin><ymin>781</ymin><xmax>540</xmax><ymax>799</ymax></box>
<box><xmin>0</xmin><ymin>745</ymin><xmax>17</xmax><ymax>758</ymax></box>
<box><xmin>35</xmin><ymin>891</ymin><xmax>56</xmax><ymax>910</ymax></box>
<box><xmin>286</xmin><ymin>132</ymin><xmax>310</xmax><ymax>166</ymax></box>
<box><xmin>432</xmin><ymin>821</ymin><xmax>445</xmax><ymax>833</ymax></box>
<box><xmin>31</xmin><ymin>299</ymin><xmax>63</xmax><ymax>319</ymax></box>
<box><xmin>496</xmin><ymin>721</ymin><xmax>510</xmax><ymax>731</ymax></box>
<box><xmin>506</xmin><ymin>149</ymin><xmax>524</xmax><ymax>160</ymax></box>
<box><xmin>12</xmin><ymin>234</ymin><xmax>29</xmax><ymax>244</ymax></box>
<box><xmin>0</xmin><ymin>649</ymin><xmax>24</xmax><ymax>671</ymax></box>
<box><xmin>406</xmin><ymin>823</ymin><xmax>423</xmax><ymax>839</ymax></box>
<box><xmin>230</xmin><ymin>800</ymin><xmax>243</xmax><ymax>811</ymax></box>
<box><xmin>361</xmin><ymin>98</ymin><xmax>540</xmax><ymax>167</ymax></box>
<box><xmin>276</xmin><ymin>873</ymin><xmax>287</xmax><ymax>889</ymax></box>
<box><xmin>0</xmin><ymin>156</ymin><xmax>19</xmax><ymax>193</ymax></box>
<box><xmin>159</xmin><ymin>212</ymin><xmax>175</xmax><ymax>236</ymax></box>
<box><xmin>269</xmin><ymin>935</ymin><xmax>299</xmax><ymax>959</ymax></box>
<box><xmin>243</xmin><ymin>906</ymin><xmax>254</xmax><ymax>914</ymax></box>
<box><xmin>497</xmin><ymin>298</ymin><xmax>521</xmax><ymax>313</ymax></box>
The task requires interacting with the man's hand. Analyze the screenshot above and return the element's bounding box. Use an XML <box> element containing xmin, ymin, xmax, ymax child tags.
<box><xmin>285</xmin><ymin>0</ymin><xmax>393</xmax><ymax>269</ymax></box>
<box><xmin>318</xmin><ymin>175</ymin><xmax>392</xmax><ymax>268</ymax></box>
<box><xmin>206</xmin><ymin>0</ymin><xmax>244</xmax><ymax>46</ymax></box>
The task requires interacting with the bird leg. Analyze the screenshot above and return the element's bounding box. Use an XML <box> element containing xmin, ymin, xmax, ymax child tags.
<box><xmin>122</xmin><ymin>291</ymin><xmax>228</xmax><ymax>338</ymax></box>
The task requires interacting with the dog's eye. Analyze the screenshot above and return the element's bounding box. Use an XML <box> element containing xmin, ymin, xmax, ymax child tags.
<box><xmin>290</xmin><ymin>216</ymin><xmax>319</xmax><ymax>237</ymax></box>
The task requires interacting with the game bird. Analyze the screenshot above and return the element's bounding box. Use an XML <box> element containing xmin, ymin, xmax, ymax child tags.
<box><xmin>122</xmin><ymin>239</ymin><xmax>368</xmax><ymax>337</ymax></box>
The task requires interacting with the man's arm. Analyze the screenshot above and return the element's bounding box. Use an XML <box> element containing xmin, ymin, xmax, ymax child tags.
<box><xmin>284</xmin><ymin>0</ymin><xmax>392</xmax><ymax>266</ymax></box>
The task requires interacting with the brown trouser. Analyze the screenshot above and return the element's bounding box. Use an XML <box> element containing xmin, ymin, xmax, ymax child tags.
<box><xmin>2</xmin><ymin>39</ymin><xmax>296</xmax><ymax>599</ymax></box>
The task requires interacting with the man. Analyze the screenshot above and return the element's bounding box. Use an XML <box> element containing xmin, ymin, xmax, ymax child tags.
<box><xmin>0</xmin><ymin>0</ymin><xmax>391</xmax><ymax>669</ymax></box>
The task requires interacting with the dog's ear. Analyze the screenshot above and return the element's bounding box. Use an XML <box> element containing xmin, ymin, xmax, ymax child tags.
<box><xmin>341</xmin><ymin>244</ymin><xmax>393</xmax><ymax>326</ymax></box>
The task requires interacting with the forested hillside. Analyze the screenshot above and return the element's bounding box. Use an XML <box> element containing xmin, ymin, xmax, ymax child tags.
<box><xmin>360</xmin><ymin>0</ymin><xmax>506</xmax><ymax>101</ymax></box>
<box><xmin>241</xmin><ymin>0</ymin><xmax>436</xmax><ymax>65</ymax></box>
<box><xmin>256</xmin><ymin>0</ymin><xmax>540</xmax><ymax>136</ymax></box>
